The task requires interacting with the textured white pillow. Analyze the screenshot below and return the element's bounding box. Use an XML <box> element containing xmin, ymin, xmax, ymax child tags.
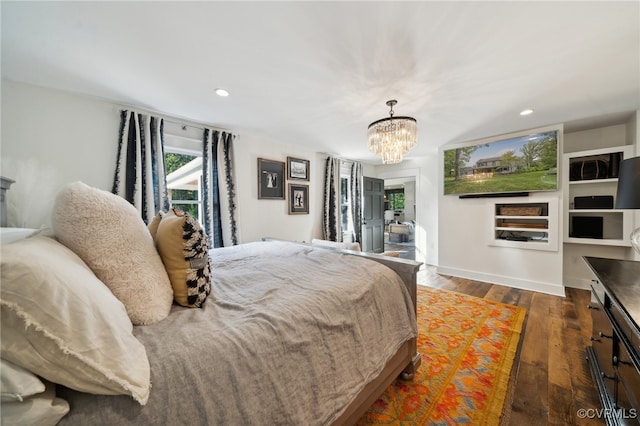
<box><xmin>52</xmin><ymin>181</ymin><xmax>173</xmax><ymax>325</ymax></box>
<box><xmin>0</xmin><ymin>235</ymin><xmax>151</xmax><ymax>404</ymax></box>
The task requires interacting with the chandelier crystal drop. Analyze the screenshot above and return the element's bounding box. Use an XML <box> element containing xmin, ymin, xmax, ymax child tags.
<box><xmin>367</xmin><ymin>100</ymin><xmax>418</xmax><ymax>164</ymax></box>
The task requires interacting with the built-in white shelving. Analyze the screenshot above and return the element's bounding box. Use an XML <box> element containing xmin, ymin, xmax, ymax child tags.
<box><xmin>562</xmin><ymin>145</ymin><xmax>634</xmax><ymax>247</ymax></box>
<box><xmin>489</xmin><ymin>199</ymin><xmax>558</xmax><ymax>251</ymax></box>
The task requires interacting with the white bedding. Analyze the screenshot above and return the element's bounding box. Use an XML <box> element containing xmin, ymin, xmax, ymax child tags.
<box><xmin>58</xmin><ymin>241</ymin><xmax>417</xmax><ymax>425</ymax></box>
<box><xmin>0</xmin><ymin>227</ymin><xmax>39</xmax><ymax>244</ymax></box>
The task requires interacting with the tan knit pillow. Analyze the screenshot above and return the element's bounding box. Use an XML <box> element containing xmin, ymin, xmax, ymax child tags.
<box><xmin>51</xmin><ymin>182</ymin><xmax>173</xmax><ymax>325</ymax></box>
<box><xmin>155</xmin><ymin>209</ymin><xmax>212</xmax><ymax>308</ymax></box>
<box><xmin>147</xmin><ymin>211</ymin><xmax>164</xmax><ymax>242</ymax></box>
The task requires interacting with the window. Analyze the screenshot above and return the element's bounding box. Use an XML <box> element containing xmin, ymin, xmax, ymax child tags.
<box><xmin>340</xmin><ymin>163</ymin><xmax>355</xmax><ymax>242</ymax></box>
<box><xmin>385</xmin><ymin>189</ymin><xmax>405</xmax><ymax>210</ymax></box>
<box><xmin>164</xmin><ymin>152</ymin><xmax>202</xmax><ymax>220</ymax></box>
<box><xmin>163</xmin><ymin>122</ymin><xmax>204</xmax><ymax>223</ymax></box>
<box><xmin>341</xmin><ymin>177</ymin><xmax>351</xmax><ymax>235</ymax></box>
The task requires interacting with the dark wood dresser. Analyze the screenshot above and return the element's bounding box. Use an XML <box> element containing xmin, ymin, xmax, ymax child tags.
<box><xmin>584</xmin><ymin>256</ymin><xmax>640</xmax><ymax>424</ymax></box>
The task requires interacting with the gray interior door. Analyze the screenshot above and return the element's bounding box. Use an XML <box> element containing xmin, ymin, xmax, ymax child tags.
<box><xmin>361</xmin><ymin>176</ymin><xmax>385</xmax><ymax>253</ymax></box>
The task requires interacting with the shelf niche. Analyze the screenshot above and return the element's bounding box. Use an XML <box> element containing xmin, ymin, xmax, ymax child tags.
<box><xmin>563</xmin><ymin>145</ymin><xmax>634</xmax><ymax>247</ymax></box>
<box><xmin>489</xmin><ymin>199</ymin><xmax>558</xmax><ymax>251</ymax></box>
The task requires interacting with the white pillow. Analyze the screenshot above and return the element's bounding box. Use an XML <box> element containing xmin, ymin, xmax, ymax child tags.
<box><xmin>311</xmin><ymin>238</ymin><xmax>361</xmax><ymax>251</ymax></box>
<box><xmin>0</xmin><ymin>228</ymin><xmax>39</xmax><ymax>245</ymax></box>
<box><xmin>51</xmin><ymin>181</ymin><xmax>173</xmax><ymax>325</ymax></box>
<box><xmin>1</xmin><ymin>359</ymin><xmax>45</xmax><ymax>402</ymax></box>
<box><xmin>0</xmin><ymin>235</ymin><xmax>151</xmax><ymax>404</ymax></box>
<box><xmin>1</xmin><ymin>381</ymin><xmax>69</xmax><ymax>426</ymax></box>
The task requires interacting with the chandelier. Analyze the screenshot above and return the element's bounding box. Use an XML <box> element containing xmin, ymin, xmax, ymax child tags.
<box><xmin>367</xmin><ymin>100</ymin><xmax>417</xmax><ymax>164</ymax></box>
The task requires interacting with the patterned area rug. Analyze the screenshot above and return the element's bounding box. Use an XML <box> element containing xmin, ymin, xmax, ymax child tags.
<box><xmin>357</xmin><ymin>286</ymin><xmax>526</xmax><ymax>426</ymax></box>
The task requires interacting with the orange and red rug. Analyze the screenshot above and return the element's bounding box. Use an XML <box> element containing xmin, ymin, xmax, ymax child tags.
<box><xmin>358</xmin><ymin>286</ymin><xmax>526</xmax><ymax>425</ymax></box>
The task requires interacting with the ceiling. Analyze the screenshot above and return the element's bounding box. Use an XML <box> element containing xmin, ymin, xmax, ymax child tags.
<box><xmin>2</xmin><ymin>1</ymin><xmax>639</xmax><ymax>164</ymax></box>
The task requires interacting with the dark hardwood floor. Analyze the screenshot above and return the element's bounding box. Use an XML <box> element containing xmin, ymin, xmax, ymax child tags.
<box><xmin>416</xmin><ymin>266</ymin><xmax>604</xmax><ymax>425</ymax></box>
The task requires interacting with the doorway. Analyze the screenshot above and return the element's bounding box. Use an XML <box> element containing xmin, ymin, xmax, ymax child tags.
<box><xmin>384</xmin><ymin>178</ymin><xmax>416</xmax><ymax>260</ymax></box>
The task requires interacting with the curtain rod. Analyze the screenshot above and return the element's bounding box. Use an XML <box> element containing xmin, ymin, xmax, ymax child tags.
<box><xmin>164</xmin><ymin>120</ymin><xmax>207</xmax><ymax>133</ymax></box>
<box><xmin>117</xmin><ymin>105</ymin><xmax>229</xmax><ymax>134</ymax></box>
<box><xmin>322</xmin><ymin>153</ymin><xmax>358</xmax><ymax>164</ymax></box>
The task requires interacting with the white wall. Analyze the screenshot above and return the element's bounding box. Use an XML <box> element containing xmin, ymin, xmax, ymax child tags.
<box><xmin>1</xmin><ymin>80</ymin><xmax>324</xmax><ymax>243</ymax></box>
<box><xmin>564</xmin><ymin>124</ymin><xmax>628</xmax><ymax>153</ymax></box>
<box><xmin>1</xmin><ymin>81</ymin><xmax>118</xmax><ymax>228</ymax></box>
<box><xmin>234</xmin><ymin>135</ymin><xmax>326</xmax><ymax>243</ymax></box>
<box><xmin>402</xmin><ymin>181</ymin><xmax>415</xmax><ymax>222</ymax></box>
<box><xmin>437</xmin><ymin>191</ymin><xmax>564</xmax><ymax>296</ymax></box>
<box><xmin>435</xmin><ymin>128</ymin><xmax>565</xmax><ymax>297</ymax></box>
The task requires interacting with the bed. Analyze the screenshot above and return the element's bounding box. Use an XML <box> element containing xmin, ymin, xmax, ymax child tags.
<box><xmin>0</xmin><ymin>182</ymin><xmax>421</xmax><ymax>425</ymax></box>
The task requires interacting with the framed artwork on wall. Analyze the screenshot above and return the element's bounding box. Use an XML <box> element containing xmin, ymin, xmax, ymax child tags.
<box><xmin>288</xmin><ymin>184</ymin><xmax>309</xmax><ymax>214</ymax></box>
<box><xmin>287</xmin><ymin>157</ymin><xmax>310</xmax><ymax>181</ymax></box>
<box><xmin>258</xmin><ymin>158</ymin><xmax>285</xmax><ymax>199</ymax></box>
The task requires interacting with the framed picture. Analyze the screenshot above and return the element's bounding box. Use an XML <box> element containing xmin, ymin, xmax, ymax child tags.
<box><xmin>258</xmin><ymin>158</ymin><xmax>285</xmax><ymax>199</ymax></box>
<box><xmin>288</xmin><ymin>184</ymin><xmax>309</xmax><ymax>214</ymax></box>
<box><xmin>287</xmin><ymin>157</ymin><xmax>310</xmax><ymax>181</ymax></box>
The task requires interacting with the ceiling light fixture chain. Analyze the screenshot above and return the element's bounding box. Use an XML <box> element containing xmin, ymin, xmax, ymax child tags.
<box><xmin>386</xmin><ymin>99</ymin><xmax>397</xmax><ymax>117</ymax></box>
<box><xmin>367</xmin><ymin>99</ymin><xmax>417</xmax><ymax>164</ymax></box>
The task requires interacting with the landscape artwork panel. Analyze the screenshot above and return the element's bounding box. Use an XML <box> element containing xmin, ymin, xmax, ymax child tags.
<box><xmin>443</xmin><ymin>130</ymin><xmax>558</xmax><ymax>196</ymax></box>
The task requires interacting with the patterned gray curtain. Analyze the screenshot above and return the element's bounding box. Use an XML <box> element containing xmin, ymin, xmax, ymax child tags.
<box><xmin>322</xmin><ymin>156</ymin><xmax>342</xmax><ymax>242</ymax></box>
<box><xmin>202</xmin><ymin>129</ymin><xmax>238</xmax><ymax>247</ymax></box>
<box><xmin>113</xmin><ymin>110</ymin><xmax>169</xmax><ymax>223</ymax></box>
<box><xmin>350</xmin><ymin>161</ymin><xmax>363</xmax><ymax>243</ymax></box>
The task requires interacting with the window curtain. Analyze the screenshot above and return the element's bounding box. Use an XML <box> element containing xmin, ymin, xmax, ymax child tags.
<box><xmin>113</xmin><ymin>110</ymin><xmax>169</xmax><ymax>223</ymax></box>
<box><xmin>350</xmin><ymin>161</ymin><xmax>363</xmax><ymax>243</ymax></box>
<box><xmin>202</xmin><ymin>129</ymin><xmax>238</xmax><ymax>248</ymax></box>
<box><xmin>322</xmin><ymin>156</ymin><xmax>342</xmax><ymax>242</ymax></box>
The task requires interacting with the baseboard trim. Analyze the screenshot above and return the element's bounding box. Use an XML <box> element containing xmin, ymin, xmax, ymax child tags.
<box><xmin>435</xmin><ymin>265</ymin><xmax>566</xmax><ymax>297</ymax></box>
<box><xmin>563</xmin><ymin>276</ymin><xmax>593</xmax><ymax>290</ymax></box>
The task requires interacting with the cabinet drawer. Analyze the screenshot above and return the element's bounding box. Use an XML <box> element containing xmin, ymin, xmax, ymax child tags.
<box><xmin>616</xmin><ymin>335</ymin><xmax>640</xmax><ymax>414</ymax></box>
<box><xmin>591</xmin><ymin>293</ymin><xmax>616</xmax><ymax>397</ymax></box>
<box><xmin>609</xmin><ymin>297</ymin><xmax>640</xmax><ymax>358</ymax></box>
<box><xmin>591</xmin><ymin>280</ymin><xmax>606</xmax><ymax>308</ymax></box>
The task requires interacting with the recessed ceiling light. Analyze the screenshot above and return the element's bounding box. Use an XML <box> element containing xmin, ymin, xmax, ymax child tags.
<box><xmin>215</xmin><ymin>88</ymin><xmax>229</xmax><ymax>97</ymax></box>
<box><xmin>520</xmin><ymin>109</ymin><xmax>534</xmax><ymax>116</ymax></box>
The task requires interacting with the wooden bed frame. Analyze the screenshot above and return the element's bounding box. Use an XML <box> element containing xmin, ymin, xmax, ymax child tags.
<box><xmin>263</xmin><ymin>239</ymin><xmax>422</xmax><ymax>425</ymax></box>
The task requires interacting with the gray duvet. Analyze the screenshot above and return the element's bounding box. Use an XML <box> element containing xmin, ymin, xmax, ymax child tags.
<box><xmin>58</xmin><ymin>241</ymin><xmax>416</xmax><ymax>425</ymax></box>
